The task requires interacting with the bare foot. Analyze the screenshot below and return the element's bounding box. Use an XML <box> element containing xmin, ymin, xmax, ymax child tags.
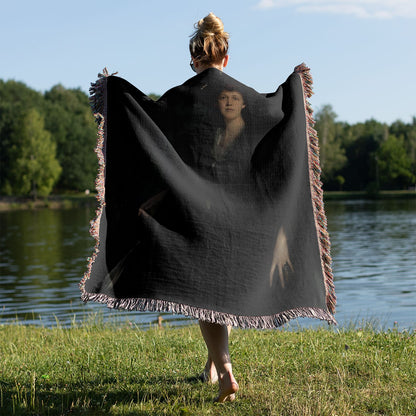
<box><xmin>199</xmin><ymin>358</ymin><xmax>218</xmax><ymax>384</ymax></box>
<box><xmin>215</xmin><ymin>371</ymin><xmax>239</xmax><ymax>403</ymax></box>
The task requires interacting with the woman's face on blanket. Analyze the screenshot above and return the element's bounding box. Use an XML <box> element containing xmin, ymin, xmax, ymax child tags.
<box><xmin>218</xmin><ymin>90</ymin><xmax>245</xmax><ymax>121</ymax></box>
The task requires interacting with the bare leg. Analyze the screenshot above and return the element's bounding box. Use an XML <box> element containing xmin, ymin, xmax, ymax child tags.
<box><xmin>199</xmin><ymin>321</ymin><xmax>239</xmax><ymax>402</ymax></box>
<box><xmin>200</xmin><ymin>325</ymin><xmax>232</xmax><ymax>384</ymax></box>
<box><xmin>200</xmin><ymin>354</ymin><xmax>218</xmax><ymax>383</ymax></box>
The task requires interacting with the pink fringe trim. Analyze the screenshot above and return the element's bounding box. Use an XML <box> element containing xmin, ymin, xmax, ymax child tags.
<box><xmin>294</xmin><ymin>63</ymin><xmax>337</xmax><ymax>316</ymax></box>
<box><xmin>79</xmin><ymin>69</ymin><xmax>114</xmax><ymax>295</ymax></box>
<box><xmin>81</xmin><ymin>291</ymin><xmax>337</xmax><ymax>328</ymax></box>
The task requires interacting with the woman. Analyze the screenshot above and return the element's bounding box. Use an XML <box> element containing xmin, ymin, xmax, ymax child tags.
<box><xmin>189</xmin><ymin>14</ymin><xmax>240</xmax><ymax>401</ymax></box>
<box><xmin>81</xmin><ymin>12</ymin><xmax>336</xmax><ymax>405</ymax></box>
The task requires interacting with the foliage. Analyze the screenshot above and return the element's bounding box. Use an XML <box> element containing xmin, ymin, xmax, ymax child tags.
<box><xmin>314</xmin><ymin>104</ymin><xmax>347</xmax><ymax>183</ymax></box>
<box><xmin>0</xmin><ymin>80</ymin><xmax>96</xmax><ymax>195</ymax></box>
<box><xmin>44</xmin><ymin>85</ymin><xmax>98</xmax><ymax>191</ymax></box>
<box><xmin>0</xmin><ymin>322</ymin><xmax>415</xmax><ymax>415</ymax></box>
<box><xmin>148</xmin><ymin>92</ymin><xmax>161</xmax><ymax>101</ymax></box>
<box><xmin>377</xmin><ymin>135</ymin><xmax>415</xmax><ymax>189</ymax></box>
<box><xmin>314</xmin><ymin>106</ymin><xmax>416</xmax><ymax>191</ymax></box>
<box><xmin>8</xmin><ymin>109</ymin><xmax>61</xmax><ymax>197</ymax></box>
<box><xmin>0</xmin><ymin>80</ymin><xmax>45</xmax><ymax>194</ymax></box>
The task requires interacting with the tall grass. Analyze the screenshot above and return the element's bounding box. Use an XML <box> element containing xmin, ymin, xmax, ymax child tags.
<box><xmin>0</xmin><ymin>319</ymin><xmax>415</xmax><ymax>415</ymax></box>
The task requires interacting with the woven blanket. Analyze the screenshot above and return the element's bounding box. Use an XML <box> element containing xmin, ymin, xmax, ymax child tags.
<box><xmin>80</xmin><ymin>64</ymin><xmax>336</xmax><ymax>328</ymax></box>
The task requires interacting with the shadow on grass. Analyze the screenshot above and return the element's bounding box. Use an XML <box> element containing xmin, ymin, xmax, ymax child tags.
<box><xmin>1</xmin><ymin>374</ymin><xmax>208</xmax><ymax>415</ymax></box>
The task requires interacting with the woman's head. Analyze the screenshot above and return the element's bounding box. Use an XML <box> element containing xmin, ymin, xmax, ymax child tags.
<box><xmin>217</xmin><ymin>89</ymin><xmax>246</xmax><ymax>122</ymax></box>
<box><xmin>189</xmin><ymin>13</ymin><xmax>229</xmax><ymax>70</ymax></box>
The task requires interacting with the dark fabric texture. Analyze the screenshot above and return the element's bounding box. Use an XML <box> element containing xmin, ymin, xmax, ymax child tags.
<box><xmin>80</xmin><ymin>65</ymin><xmax>336</xmax><ymax>328</ymax></box>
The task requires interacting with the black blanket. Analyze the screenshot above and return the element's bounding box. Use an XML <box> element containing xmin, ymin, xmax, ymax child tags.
<box><xmin>80</xmin><ymin>64</ymin><xmax>336</xmax><ymax>328</ymax></box>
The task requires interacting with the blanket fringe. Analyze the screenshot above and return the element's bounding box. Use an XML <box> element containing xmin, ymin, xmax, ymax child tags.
<box><xmin>79</xmin><ymin>68</ymin><xmax>114</xmax><ymax>294</ymax></box>
<box><xmin>81</xmin><ymin>291</ymin><xmax>337</xmax><ymax>328</ymax></box>
<box><xmin>294</xmin><ymin>63</ymin><xmax>337</xmax><ymax>316</ymax></box>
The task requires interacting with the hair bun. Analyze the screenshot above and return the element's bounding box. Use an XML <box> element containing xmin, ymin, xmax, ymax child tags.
<box><xmin>197</xmin><ymin>12</ymin><xmax>225</xmax><ymax>36</ymax></box>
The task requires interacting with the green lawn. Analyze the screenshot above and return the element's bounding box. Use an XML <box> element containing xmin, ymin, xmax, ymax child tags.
<box><xmin>0</xmin><ymin>321</ymin><xmax>415</xmax><ymax>415</ymax></box>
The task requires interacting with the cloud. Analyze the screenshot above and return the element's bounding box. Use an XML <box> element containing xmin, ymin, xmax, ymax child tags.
<box><xmin>256</xmin><ymin>0</ymin><xmax>416</xmax><ymax>19</ymax></box>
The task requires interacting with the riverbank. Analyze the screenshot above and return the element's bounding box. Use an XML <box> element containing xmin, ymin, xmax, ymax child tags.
<box><xmin>1</xmin><ymin>323</ymin><xmax>414</xmax><ymax>415</ymax></box>
<box><xmin>0</xmin><ymin>194</ymin><xmax>96</xmax><ymax>211</ymax></box>
<box><xmin>323</xmin><ymin>190</ymin><xmax>416</xmax><ymax>200</ymax></box>
<box><xmin>0</xmin><ymin>190</ymin><xmax>415</xmax><ymax>211</ymax></box>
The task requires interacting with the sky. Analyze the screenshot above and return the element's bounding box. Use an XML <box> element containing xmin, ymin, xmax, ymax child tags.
<box><xmin>1</xmin><ymin>0</ymin><xmax>415</xmax><ymax>124</ymax></box>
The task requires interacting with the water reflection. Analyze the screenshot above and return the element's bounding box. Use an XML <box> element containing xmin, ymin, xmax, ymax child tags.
<box><xmin>0</xmin><ymin>198</ymin><xmax>415</xmax><ymax>329</ymax></box>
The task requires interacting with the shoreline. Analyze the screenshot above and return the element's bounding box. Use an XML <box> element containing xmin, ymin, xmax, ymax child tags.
<box><xmin>0</xmin><ymin>194</ymin><xmax>97</xmax><ymax>211</ymax></box>
<box><xmin>323</xmin><ymin>190</ymin><xmax>416</xmax><ymax>201</ymax></box>
<box><xmin>0</xmin><ymin>190</ymin><xmax>415</xmax><ymax>211</ymax></box>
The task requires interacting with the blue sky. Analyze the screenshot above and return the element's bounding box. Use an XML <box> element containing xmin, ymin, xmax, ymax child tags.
<box><xmin>1</xmin><ymin>0</ymin><xmax>415</xmax><ymax>124</ymax></box>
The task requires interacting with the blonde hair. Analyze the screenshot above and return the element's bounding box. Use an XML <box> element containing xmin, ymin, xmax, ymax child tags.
<box><xmin>189</xmin><ymin>12</ymin><xmax>229</xmax><ymax>65</ymax></box>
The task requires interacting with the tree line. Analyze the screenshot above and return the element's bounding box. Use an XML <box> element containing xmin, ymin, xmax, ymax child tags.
<box><xmin>0</xmin><ymin>80</ymin><xmax>415</xmax><ymax>197</ymax></box>
<box><xmin>0</xmin><ymin>80</ymin><xmax>97</xmax><ymax>198</ymax></box>
<box><xmin>316</xmin><ymin>105</ymin><xmax>416</xmax><ymax>192</ymax></box>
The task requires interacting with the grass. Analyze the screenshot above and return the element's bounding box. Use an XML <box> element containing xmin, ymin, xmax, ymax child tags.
<box><xmin>0</xmin><ymin>320</ymin><xmax>415</xmax><ymax>416</ymax></box>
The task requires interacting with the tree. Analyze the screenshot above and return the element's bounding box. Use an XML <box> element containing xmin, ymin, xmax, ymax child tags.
<box><xmin>341</xmin><ymin>119</ymin><xmax>387</xmax><ymax>191</ymax></box>
<box><xmin>314</xmin><ymin>105</ymin><xmax>347</xmax><ymax>187</ymax></box>
<box><xmin>44</xmin><ymin>85</ymin><xmax>97</xmax><ymax>191</ymax></box>
<box><xmin>377</xmin><ymin>135</ymin><xmax>415</xmax><ymax>189</ymax></box>
<box><xmin>390</xmin><ymin>118</ymin><xmax>416</xmax><ymax>181</ymax></box>
<box><xmin>148</xmin><ymin>93</ymin><xmax>161</xmax><ymax>101</ymax></box>
<box><xmin>9</xmin><ymin>109</ymin><xmax>61</xmax><ymax>197</ymax></box>
<box><xmin>0</xmin><ymin>80</ymin><xmax>45</xmax><ymax>194</ymax></box>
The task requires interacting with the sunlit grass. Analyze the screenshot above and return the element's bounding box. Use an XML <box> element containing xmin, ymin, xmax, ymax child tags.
<box><xmin>0</xmin><ymin>318</ymin><xmax>415</xmax><ymax>415</ymax></box>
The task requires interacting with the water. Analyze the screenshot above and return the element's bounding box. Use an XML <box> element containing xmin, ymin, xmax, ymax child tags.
<box><xmin>0</xmin><ymin>199</ymin><xmax>415</xmax><ymax>330</ymax></box>
<box><xmin>323</xmin><ymin>198</ymin><xmax>416</xmax><ymax>330</ymax></box>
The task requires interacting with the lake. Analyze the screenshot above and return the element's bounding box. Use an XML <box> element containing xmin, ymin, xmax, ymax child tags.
<box><xmin>0</xmin><ymin>198</ymin><xmax>415</xmax><ymax>330</ymax></box>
